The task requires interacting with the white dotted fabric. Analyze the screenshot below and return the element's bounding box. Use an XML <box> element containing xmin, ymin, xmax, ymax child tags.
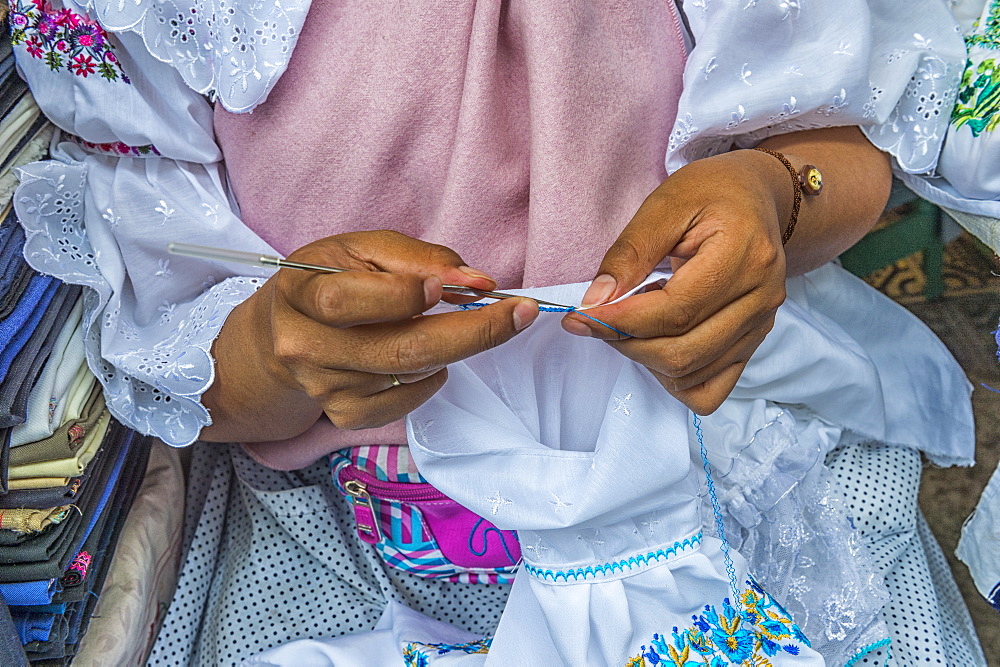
<box><xmin>827</xmin><ymin>444</ymin><xmax>986</xmax><ymax>666</ymax></box>
<box><xmin>148</xmin><ymin>441</ymin><xmax>985</xmax><ymax>666</ymax></box>
<box><xmin>146</xmin><ymin>444</ymin><xmax>509</xmax><ymax>666</ymax></box>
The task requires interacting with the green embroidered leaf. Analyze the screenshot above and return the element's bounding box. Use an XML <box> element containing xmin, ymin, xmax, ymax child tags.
<box><xmin>44</xmin><ymin>51</ymin><xmax>63</xmax><ymax>71</ymax></box>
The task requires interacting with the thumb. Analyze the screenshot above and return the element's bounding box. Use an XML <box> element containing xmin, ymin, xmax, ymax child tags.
<box><xmin>582</xmin><ymin>198</ymin><xmax>686</xmax><ymax>307</ymax></box>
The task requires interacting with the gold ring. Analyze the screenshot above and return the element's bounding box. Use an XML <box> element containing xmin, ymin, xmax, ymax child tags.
<box><xmin>388</xmin><ymin>373</ymin><xmax>402</xmax><ymax>388</ymax></box>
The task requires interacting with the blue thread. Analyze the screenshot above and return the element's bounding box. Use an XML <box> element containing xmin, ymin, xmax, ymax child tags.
<box><xmin>457</xmin><ymin>302</ymin><xmax>631</xmax><ymax>338</ymax></box>
<box><xmin>522</xmin><ymin>533</ymin><xmax>702</xmax><ymax>582</ymax></box>
<box><xmin>694</xmin><ymin>413</ymin><xmax>740</xmax><ymax>610</ymax></box>
<box><xmin>844</xmin><ymin>638</ymin><xmax>892</xmax><ymax>667</ymax></box>
<box><xmin>467</xmin><ymin>517</ymin><xmax>519</xmax><ymax>565</ymax></box>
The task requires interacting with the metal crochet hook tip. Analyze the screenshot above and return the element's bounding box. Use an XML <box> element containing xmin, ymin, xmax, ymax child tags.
<box><xmin>166</xmin><ymin>242</ymin><xmax>579</xmax><ymax>309</ymax></box>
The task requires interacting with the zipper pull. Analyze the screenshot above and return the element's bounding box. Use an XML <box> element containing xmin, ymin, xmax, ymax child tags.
<box><xmin>344</xmin><ymin>480</ymin><xmax>382</xmax><ymax>544</ymax></box>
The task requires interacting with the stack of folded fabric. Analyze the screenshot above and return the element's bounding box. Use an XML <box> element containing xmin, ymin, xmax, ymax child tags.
<box><xmin>0</xmin><ymin>20</ymin><xmax>155</xmax><ymax>665</ymax></box>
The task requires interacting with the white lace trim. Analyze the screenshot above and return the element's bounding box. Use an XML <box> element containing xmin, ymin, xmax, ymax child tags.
<box><xmin>704</xmin><ymin>412</ymin><xmax>890</xmax><ymax>666</ymax></box>
<box><xmin>78</xmin><ymin>0</ymin><xmax>312</xmax><ymax>112</ymax></box>
<box><xmin>15</xmin><ymin>158</ymin><xmax>263</xmax><ymax>446</ymax></box>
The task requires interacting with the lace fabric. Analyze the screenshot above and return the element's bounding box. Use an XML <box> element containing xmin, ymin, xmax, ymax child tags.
<box><xmin>670</xmin><ymin>0</ymin><xmax>967</xmax><ymax>175</ymax></box>
<box><xmin>701</xmin><ymin>410</ymin><xmax>891</xmax><ymax>665</ymax></box>
<box><xmin>15</xmin><ymin>141</ymin><xmax>271</xmax><ymax>446</ymax></box>
<box><xmin>76</xmin><ymin>0</ymin><xmax>311</xmax><ymax>112</ymax></box>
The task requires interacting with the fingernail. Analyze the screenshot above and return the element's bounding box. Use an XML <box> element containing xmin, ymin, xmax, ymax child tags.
<box><xmin>458</xmin><ymin>265</ymin><xmax>495</xmax><ymax>283</ymax></box>
<box><xmin>581</xmin><ymin>274</ymin><xmax>617</xmax><ymax>308</ymax></box>
<box><xmin>512</xmin><ymin>299</ymin><xmax>539</xmax><ymax>332</ymax></box>
<box><xmin>423</xmin><ymin>276</ymin><xmax>441</xmax><ymax>308</ymax></box>
<box><xmin>561</xmin><ymin>317</ymin><xmax>592</xmax><ymax>337</ymax></box>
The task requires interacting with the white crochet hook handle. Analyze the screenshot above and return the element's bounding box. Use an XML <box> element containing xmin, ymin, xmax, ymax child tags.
<box><xmin>166</xmin><ymin>242</ymin><xmax>576</xmax><ymax>309</ymax></box>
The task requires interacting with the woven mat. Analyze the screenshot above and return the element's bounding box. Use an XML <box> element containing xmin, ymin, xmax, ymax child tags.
<box><xmin>863</xmin><ymin>232</ymin><xmax>1000</xmax><ymax>305</ymax></box>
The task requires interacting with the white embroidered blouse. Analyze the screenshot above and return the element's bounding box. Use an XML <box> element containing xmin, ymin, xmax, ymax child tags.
<box><xmin>10</xmin><ymin>0</ymin><xmax>967</xmax><ymax>446</ymax></box>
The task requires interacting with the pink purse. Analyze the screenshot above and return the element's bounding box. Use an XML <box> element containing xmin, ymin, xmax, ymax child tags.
<box><xmin>331</xmin><ymin>445</ymin><xmax>520</xmax><ymax>584</ymax></box>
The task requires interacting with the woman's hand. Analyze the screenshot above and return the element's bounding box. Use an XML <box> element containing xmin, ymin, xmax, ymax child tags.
<box><xmin>201</xmin><ymin>231</ymin><xmax>539</xmax><ymax>442</ymax></box>
<box><xmin>561</xmin><ymin>127</ymin><xmax>891</xmax><ymax>415</ymax></box>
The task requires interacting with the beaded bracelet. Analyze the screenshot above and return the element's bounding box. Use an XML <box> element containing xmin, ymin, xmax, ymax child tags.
<box><xmin>751</xmin><ymin>147</ymin><xmax>822</xmax><ymax>246</ymax></box>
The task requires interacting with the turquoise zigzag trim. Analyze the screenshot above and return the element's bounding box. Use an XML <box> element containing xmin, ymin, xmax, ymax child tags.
<box><xmin>522</xmin><ymin>533</ymin><xmax>703</xmax><ymax>582</ymax></box>
<box><xmin>844</xmin><ymin>638</ymin><xmax>892</xmax><ymax>667</ymax></box>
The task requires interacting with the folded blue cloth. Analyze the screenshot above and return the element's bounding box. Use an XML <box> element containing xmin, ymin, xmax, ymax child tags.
<box><xmin>11</xmin><ymin>612</ymin><xmax>54</xmax><ymax>644</ymax></box>
<box><xmin>0</xmin><ymin>580</ymin><xmax>59</xmax><ymax>607</ymax></box>
<box><xmin>0</xmin><ymin>275</ymin><xmax>58</xmax><ymax>380</ymax></box>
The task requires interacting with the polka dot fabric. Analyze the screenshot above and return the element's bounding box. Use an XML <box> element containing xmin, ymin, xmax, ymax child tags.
<box><xmin>147</xmin><ymin>444</ymin><xmax>510</xmax><ymax>666</ymax></box>
<box><xmin>827</xmin><ymin>443</ymin><xmax>986</xmax><ymax>666</ymax></box>
<box><xmin>149</xmin><ymin>441</ymin><xmax>986</xmax><ymax>666</ymax></box>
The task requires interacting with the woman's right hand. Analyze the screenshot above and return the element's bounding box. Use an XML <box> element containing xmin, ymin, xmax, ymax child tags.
<box><xmin>200</xmin><ymin>231</ymin><xmax>539</xmax><ymax>442</ymax></box>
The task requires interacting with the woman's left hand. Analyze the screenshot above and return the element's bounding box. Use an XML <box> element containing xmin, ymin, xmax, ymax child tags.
<box><xmin>560</xmin><ymin>149</ymin><xmax>791</xmax><ymax>415</ymax></box>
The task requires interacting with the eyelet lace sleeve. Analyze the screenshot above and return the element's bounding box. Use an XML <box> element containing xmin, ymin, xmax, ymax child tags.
<box><xmin>15</xmin><ymin>143</ymin><xmax>275</xmax><ymax>446</ymax></box>
<box><xmin>77</xmin><ymin>0</ymin><xmax>312</xmax><ymax>112</ymax></box>
<box><xmin>669</xmin><ymin>0</ymin><xmax>967</xmax><ymax>175</ymax></box>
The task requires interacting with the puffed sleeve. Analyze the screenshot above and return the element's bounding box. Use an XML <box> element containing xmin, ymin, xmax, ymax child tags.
<box><xmin>667</xmin><ymin>0</ymin><xmax>967</xmax><ymax>175</ymax></box>
<box><xmin>894</xmin><ymin>0</ymin><xmax>1000</xmax><ymax>245</ymax></box>
<box><xmin>10</xmin><ymin>0</ymin><xmax>311</xmax><ymax>446</ymax></box>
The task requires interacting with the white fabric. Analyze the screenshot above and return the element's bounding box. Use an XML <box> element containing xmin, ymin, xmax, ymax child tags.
<box><xmin>9</xmin><ymin>298</ymin><xmax>84</xmax><ymax>446</ymax></box>
<box><xmin>936</xmin><ymin>0</ymin><xmax>1000</xmax><ymax>200</ymax></box>
<box><xmin>957</xmin><ymin>460</ymin><xmax>1000</xmax><ymax>611</ymax></box>
<box><xmin>898</xmin><ymin>0</ymin><xmax>1000</xmax><ymax>231</ymax></box>
<box><xmin>11</xmin><ymin>0</ymin><xmax>970</xmax><ymax>448</ymax></box>
<box><xmin>670</xmin><ymin>0</ymin><xmax>967</xmax><ymax>175</ymax></box>
<box><xmin>236</xmin><ymin>273</ymin><xmax>975</xmax><ymax>665</ymax></box>
<box><xmin>243</xmin><ymin>603</ymin><xmax>481</xmax><ymax>667</ymax></box>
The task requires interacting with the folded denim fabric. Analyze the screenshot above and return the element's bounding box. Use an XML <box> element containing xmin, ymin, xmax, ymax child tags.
<box><xmin>12</xmin><ymin>610</ymin><xmax>53</xmax><ymax>644</ymax></box>
<box><xmin>20</xmin><ymin>433</ymin><xmax>148</xmax><ymax>663</ymax></box>
<box><xmin>0</xmin><ymin>276</ymin><xmax>58</xmax><ymax>381</ymax></box>
<box><xmin>0</xmin><ymin>579</ymin><xmax>58</xmax><ymax>607</ymax></box>
<box><xmin>0</xmin><ymin>264</ymin><xmax>33</xmax><ymax>321</ymax></box>
<box><xmin>0</xmin><ymin>421</ymin><xmax>127</xmax><ymax>580</ymax></box>
<box><xmin>10</xmin><ymin>384</ymin><xmax>103</xmax><ymax>467</ymax></box>
<box><xmin>0</xmin><ymin>598</ymin><xmax>28</xmax><ymax>666</ymax></box>
<box><xmin>7</xmin><ymin>410</ymin><xmax>109</xmax><ymax>480</ymax></box>
<box><xmin>0</xmin><ymin>283</ymin><xmax>81</xmax><ymax>429</ymax></box>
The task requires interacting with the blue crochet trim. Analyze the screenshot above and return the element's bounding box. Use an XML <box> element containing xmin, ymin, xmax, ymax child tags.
<box><xmin>456</xmin><ymin>302</ymin><xmax>631</xmax><ymax>337</ymax></box>
<box><xmin>522</xmin><ymin>532</ymin><xmax>703</xmax><ymax>582</ymax></box>
<box><xmin>989</xmin><ymin>581</ymin><xmax>1000</xmax><ymax>611</ymax></box>
<box><xmin>844</xmin><ymin>638</ymin><xmax>892</xmax><ymax>667</ymax></box>
<box><xmin>694</xmin><ymin>413</ymin><xmax>740</xmax><ymax>608</ymax></box>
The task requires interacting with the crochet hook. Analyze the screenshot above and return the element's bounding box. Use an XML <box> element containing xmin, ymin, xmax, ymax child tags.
<box><xmin>166</xmin><ymin>242</ymin><xmax>578</xmax><ymax>309</ymax></box>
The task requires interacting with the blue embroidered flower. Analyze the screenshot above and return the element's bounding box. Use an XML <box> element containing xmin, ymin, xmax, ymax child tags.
<box><xmin>627</xmin><ymin>579</ymin><xmax>813</xmax><ymax>666</ymax></box>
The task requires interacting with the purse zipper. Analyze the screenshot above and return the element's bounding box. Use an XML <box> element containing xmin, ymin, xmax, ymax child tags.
<box><xmin>338</xmin><ymin>465</ymin><xmax>448</xmax><ymax>544</ymax></box>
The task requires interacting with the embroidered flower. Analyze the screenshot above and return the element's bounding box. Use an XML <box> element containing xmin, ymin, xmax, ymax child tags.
<box><xmin>69</xmin><ymin>53</ymin><xmax>96</xmax><ymax>77</ymax></box>
<box><xmin>8</xmin><ymin>0</ymin><xmax>130</xmax><ymax>83</ymax></box>
<box><xmin>629</xmin><ymin>579</ymin><xmax>812</xmax><ymax>666</ymax></box>
<box><xmin>24</xmin><ymin>36</ymin><xmax>44</xmax><ymax>58</ymax></box>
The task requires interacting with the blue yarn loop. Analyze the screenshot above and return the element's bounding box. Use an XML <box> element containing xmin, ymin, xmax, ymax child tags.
<box><xmin>522</xmin><ymin>533</ymin><xmax>703</xmax><ymax>583</ymax></box>
<box><xmin>457</xmin><ymin>302</ymin><xmax>631</xmax><ymax>338</ymax></box>
<box><xmin>694</xmin><ymin>413</ymin><xmax>741</xmax><ymax>610</ymax></box>
<box><xmin>844</xmin><ymin>638</ymin><xmax>892</xmax><ymax>667</ymax></box>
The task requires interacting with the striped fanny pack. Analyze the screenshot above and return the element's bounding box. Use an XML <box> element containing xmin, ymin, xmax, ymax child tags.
<box><xmin>330</xmin><ymin>445</ymin><xmax>520</xmax><ymax>584</ymax></box>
